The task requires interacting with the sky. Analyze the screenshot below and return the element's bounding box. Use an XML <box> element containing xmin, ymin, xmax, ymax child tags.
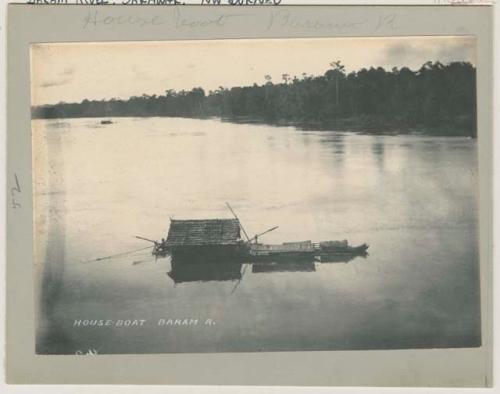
<box><xmin>30</xmin><ymin>36</ymin><xmax>475</xmax><ymax>106</ymax></box>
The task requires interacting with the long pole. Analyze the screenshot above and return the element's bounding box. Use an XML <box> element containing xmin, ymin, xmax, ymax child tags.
<box><xmin>134</xmin><ymin>236</ymin><xmax>157</xmax><ymax>243</ymax></box>
<box><xmin>247</xmin><ymin>225</ymin><xmax>279</xmax><ymax>244</ymax></box>
<box><xmin>225</xmin><ymin>202</ymin><xmax>251</xmax><ymax>242</ymax></box>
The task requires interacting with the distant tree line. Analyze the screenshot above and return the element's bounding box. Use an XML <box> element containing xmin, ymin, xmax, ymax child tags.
<box><xmin>32</xmin><ymin>60</ymin><xmax>477</xmax><ymax>137</ymax></box>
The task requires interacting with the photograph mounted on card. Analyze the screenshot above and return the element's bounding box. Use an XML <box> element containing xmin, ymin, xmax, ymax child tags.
<box><xmin>6</xmin><ymin>3</ymin><xmax>493</xmax><ymax>386</ymax></box>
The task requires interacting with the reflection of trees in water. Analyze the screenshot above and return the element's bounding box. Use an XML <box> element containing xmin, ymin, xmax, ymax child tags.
<box><xmin>319</xmin><ymin>133</ymin><xmax>345</xmax><ymax>168</ymax></box>
<box><xmin>330</xmin><ymin>134</ymin><xmax>345</xmax><ymax>167</ymax></box>
<box><xmin>371</xmin><ymin>138</ymin><xmax>385</xmax><ymax>171</ymax></box>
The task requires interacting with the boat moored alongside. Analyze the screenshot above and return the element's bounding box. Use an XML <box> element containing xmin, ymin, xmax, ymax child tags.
<box><xmin>139</xmin><ymin>203</ymin><xmax>369</xmax><ymax>264</ymax></box>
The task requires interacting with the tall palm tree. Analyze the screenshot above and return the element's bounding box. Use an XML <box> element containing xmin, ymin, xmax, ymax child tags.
<box><xmin>329</xmin><ymin>60</ymin><xmax>346</xmax><ymax>106</ymax></box>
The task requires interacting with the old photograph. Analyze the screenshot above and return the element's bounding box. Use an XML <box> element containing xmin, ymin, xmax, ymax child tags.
<box><xmin>30</xmin><ymin>37</ymin><xmax>480</xmax><ymax>355</ymax></box>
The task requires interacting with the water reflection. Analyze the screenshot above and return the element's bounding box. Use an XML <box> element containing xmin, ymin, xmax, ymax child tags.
<box><xmin>252</xmin><ymin>261</ymin><xmax>316</xmax><ymax>273</ymax></box>
<box><xmin>321</xmin><ymin>133</ymin><xmax>345</xmax><ymax>166</ymax></box>
<box><xmin>168</xmin><ymin>260</ymin><xmax>243</xmax><ymax>284</ymax></box>
<box><xmin>166</xmin><ymin>252</ymin><xmax>368</xmax><ymax>284</ymax></box>
<box><xmin>371</xmin><ymin>138</ymin><xmax>385</xmax><ymax>171</ymax></box>
<box><xmin>319</xmin><ymin>252</ymin><xmax>368</xmax><ymax>264</ymax></box>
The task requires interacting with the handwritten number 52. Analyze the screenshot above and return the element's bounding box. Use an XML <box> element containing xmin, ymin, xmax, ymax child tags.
<box><xmin>11</xmin><ymin>174</ymin><xmax>21</xmax><ymax>209</ymax></box>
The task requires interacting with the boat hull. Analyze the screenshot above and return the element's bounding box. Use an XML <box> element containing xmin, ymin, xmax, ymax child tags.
<box><xmin>249</xmin><ymin>251</ymin><xmax>316</xmax><ymax>262</ymax></box>
<box><xmin>319</xmin><ymin>243</ymin><xmax>369</xmax><ymax>254</ymax></box>
<box><xmin>169</xmin><ymin>245</ymin><xmax>247</xmax><ymax>264</ymax></box>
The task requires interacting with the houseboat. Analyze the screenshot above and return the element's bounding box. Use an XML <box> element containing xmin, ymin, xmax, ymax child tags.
<box><xmin>162</xmin><ymin>218</ymin><xmax>247</xmax><ymax>263</ymax></box>
<box><xmin>144</xmin><ymin>204</ymin><xmax>369</xmax><ymax>264</ymax></box>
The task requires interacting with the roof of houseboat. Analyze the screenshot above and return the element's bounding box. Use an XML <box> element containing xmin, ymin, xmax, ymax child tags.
<box><xmin>165</xmin><ymin>219</ymin><xmax>241</xmax><ymax>247</ymax></box>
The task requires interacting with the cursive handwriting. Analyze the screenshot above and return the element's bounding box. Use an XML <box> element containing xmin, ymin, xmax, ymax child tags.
<box><xmin>82</xmin><ymin>9</ymin><xmax>246</xmax><ymax>29</ymax></box>
<box><xmin>173</xmin><ymin>8</ymin><xmax>246</xmax><ymax>29</ymax></box>
<box><xmin>375</xmin><ymin>14</ymin><xmax>398</xmax><ymax>31</ymax></box>
<box><xmin>267</xmin><ymin>10</ymin><xmax>367</xmax><ymax>31</ymax></box>
<box><xmin>83</xmin><ymin>10</ymin><xmax>165</xmax><ymax>28</ymax></box>
<box><xmin>11</xmin><ymin>174</ymin><xmax>21</xmax><ymax>209</ymax></box>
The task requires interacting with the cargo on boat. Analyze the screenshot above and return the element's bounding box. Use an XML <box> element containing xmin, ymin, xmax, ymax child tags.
<box><xmin>249</xmin><ymin>240</ymin><xmax>316</xmax><ymax>262</ymax></box>
<box><xmin>143</xmin><ymin>203</ymin><xmax>369</xmax><ymax>264</ymax></box>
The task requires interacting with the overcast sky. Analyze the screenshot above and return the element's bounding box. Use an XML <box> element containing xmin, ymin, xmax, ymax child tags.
<box><xmin>30</xmin><ymin>36</ymin><xmax>475</xmax><ymax>106</ymax></box>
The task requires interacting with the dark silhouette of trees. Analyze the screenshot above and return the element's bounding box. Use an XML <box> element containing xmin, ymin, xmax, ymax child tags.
<box><xmin>32</xmin><ymin>60</ymin><xmax>477</xmax><ymax>137</ymax></box>
<box><xmin>326</xmin><ymin>60</ymin><xmax>346</xmax><ymax>107</ymax></box>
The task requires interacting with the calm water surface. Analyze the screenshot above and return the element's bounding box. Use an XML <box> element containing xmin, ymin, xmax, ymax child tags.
<box><xmin>33</xmin><ymin>117</ymin><xmax>480</xmax><ymax>354</ymax></box>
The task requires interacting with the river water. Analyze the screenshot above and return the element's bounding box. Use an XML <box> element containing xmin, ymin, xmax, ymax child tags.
<box><xmin>33</xmin><ymin>117</ymin><xmax>480</xmax><ymax>354</ymax></box>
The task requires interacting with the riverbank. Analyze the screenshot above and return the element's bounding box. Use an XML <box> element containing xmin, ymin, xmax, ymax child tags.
<box><xmin>33</xmin><ymin>112</ymin><xmax>476</xmax><ymax>138</ymax></box>
<box><xmin>219</xmin><ymin>115</ymin><xmax>477</xmax><ymax>138</ymax></box>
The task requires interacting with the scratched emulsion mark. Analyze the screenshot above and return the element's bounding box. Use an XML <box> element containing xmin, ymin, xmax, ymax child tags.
<box><xmin>75</xmin><ymin>349</ymin><xmax>98</xmax><ymax>356</ymax></box>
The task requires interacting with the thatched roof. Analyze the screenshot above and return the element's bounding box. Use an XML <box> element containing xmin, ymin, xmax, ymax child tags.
<box><xmin>165</xmin><ymin>219</ymin><xmax>241</xmax><ymax>247</ymax></box>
